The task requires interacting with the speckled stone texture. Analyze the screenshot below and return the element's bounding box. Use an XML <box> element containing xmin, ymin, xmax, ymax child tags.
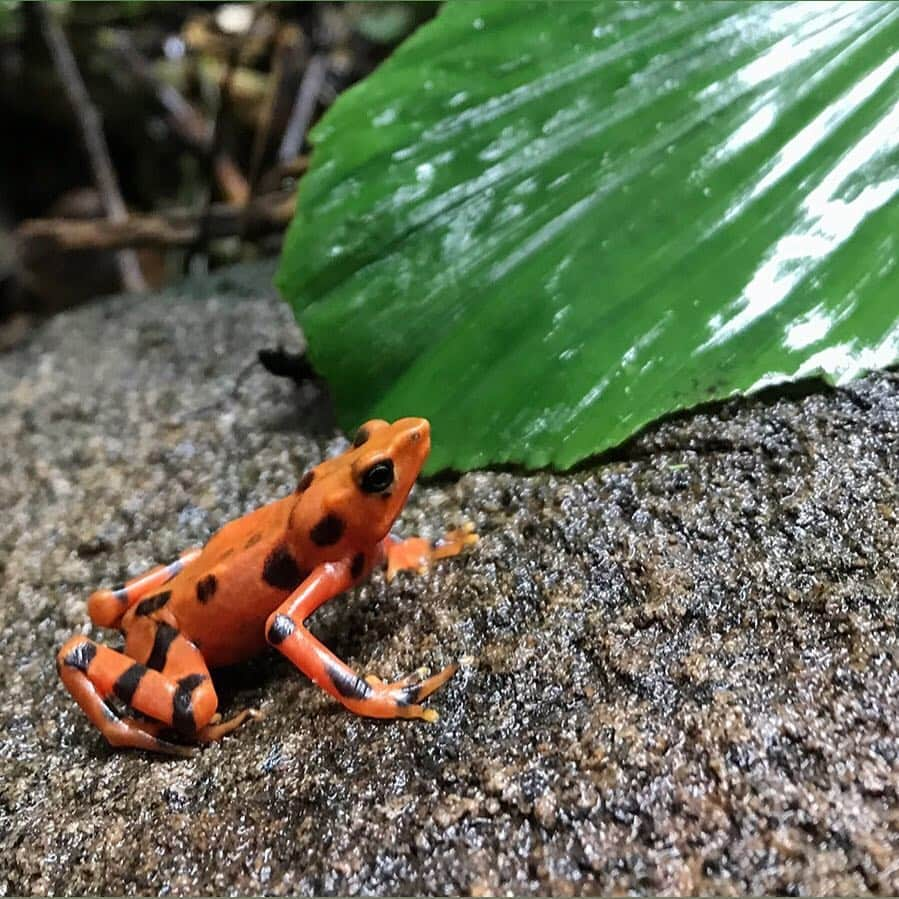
<box><xmin>2</xmin><ymin>262</ymin><xmax>899</xmax><ymax>896</ymax></box>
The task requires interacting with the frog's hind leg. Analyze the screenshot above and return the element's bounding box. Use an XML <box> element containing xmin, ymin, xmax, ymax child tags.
<box><xmin>57</xmin><ymin>636</ymin><xmax>196</xmax><ymax>756</ymax></box>
<box><xmin>124</xmin><ymin>617</ymin><xmax>257</xmax><ymax>743</ymax></box>
<box><xmin>86</xmin><ymin>547</ymin><xmax>202</xmax><ymax>629</ymax></box>
<box><xmin>57</xmin><ymin>619</ymin><xmax>253</xmax><ymax>755</ymax></box>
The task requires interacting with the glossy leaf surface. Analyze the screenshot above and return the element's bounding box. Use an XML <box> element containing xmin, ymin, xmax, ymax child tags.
<box><xmin>277</xmin><ymin>1</ymin><xmax>899</xmax><ymax>472</ymax></box>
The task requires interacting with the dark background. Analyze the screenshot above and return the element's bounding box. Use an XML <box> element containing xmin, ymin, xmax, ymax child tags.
<box><xmin>0</xmin><ymin>1</ymin><xmax>437</xmax><ymax>348</ymax></box>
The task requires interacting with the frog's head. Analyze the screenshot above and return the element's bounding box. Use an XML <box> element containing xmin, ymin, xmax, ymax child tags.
<box><xmin>292</xmin><ymin>417</ymin><xmax>431</xmax><ymax>558</ymax></box>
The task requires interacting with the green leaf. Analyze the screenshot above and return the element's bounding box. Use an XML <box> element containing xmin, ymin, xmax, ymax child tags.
<box><xmin>277</xmin><ymin>1</ymin><xmax>899</xmax><ymax>473</ymax></box>
<box><xmin>0</xmin><ymin>1</ymin><xmax>21</xmax><ymax>38</ymax></box>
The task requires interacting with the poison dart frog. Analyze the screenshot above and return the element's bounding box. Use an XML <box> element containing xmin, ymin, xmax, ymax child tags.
<box><xmin>57</xmin><ymin>418</ymin><xmax>477</xmax><ymax>756</ymax></box>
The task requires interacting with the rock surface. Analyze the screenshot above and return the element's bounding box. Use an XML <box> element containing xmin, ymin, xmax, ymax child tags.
<box><xmin>2</xmin><ymin>262</ymin><xmax>899</xmax><ymax>896</ymax></box>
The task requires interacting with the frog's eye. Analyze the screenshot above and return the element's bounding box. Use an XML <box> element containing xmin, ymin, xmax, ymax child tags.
<box><xmin>359</xmin><ymin>459</ymin><xmax>394</xmax><ymax>494</ymax></box>
<box><xmin>352</xmin><ymin>427</ymin><xmax>370</xmax><ymax>448</ymax></box>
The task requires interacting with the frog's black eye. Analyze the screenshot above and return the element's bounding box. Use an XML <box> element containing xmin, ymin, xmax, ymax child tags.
<box><xmin>352</xmin><ymin>426</ymin><xmax>370</xmax><ymax>448</ymax></box>
<box><xmin>359</xmin><ymin>459</ymin><xmax>394</xmax><ymax>494</ymax></box>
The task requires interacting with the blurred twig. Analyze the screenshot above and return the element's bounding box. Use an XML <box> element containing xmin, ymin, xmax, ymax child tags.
<box><xmin>17</xmin><ymin>190</ymin><xmax>296</xmax><ymax>254</ymax></box>
<box><xmin>192</xmin><ymin>4</ymin><xmax>271</xmax><ymax>260</ymax></box>
<box><xmin>248</xmin><ymin>23</ymin><xmax>306</xmax><ymax>195</ymax></box>
<box><xmin>36</xmin><ymin>2</ymin><xmax>146</xmax><ymax>293</ymax></box>
<box><xmin>278</xmin><ymin>54</ymin><xmax>328</xmax><ymax>163</ymax></box>
<box><xmin>110</xmin><ymin>31</ymin><xmax>212</xmax><ymax>150</ymax></box>
<box><xmin>112</xmin><ymin>31</ymin><xmax>249</xmax><ymax>205</ymax></box>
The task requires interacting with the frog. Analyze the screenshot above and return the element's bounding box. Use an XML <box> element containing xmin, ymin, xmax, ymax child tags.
<box><xmin>57</xmin><ymin>417</ymin><xmax>477</xmax><ymax>756</ymax></box>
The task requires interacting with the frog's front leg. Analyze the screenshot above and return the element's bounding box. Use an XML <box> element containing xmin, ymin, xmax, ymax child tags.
<box><xmin>57</xmin><ymin>616</ymin><xmax>254</xmax><ymax>755</ymax></box>
<box><xmin>382</xmin><ymin>523</ymin><xmax>478</xmax><ymax>581</ymax></box>
<box><xmin>265</xmin><ymin>559</ymin><xmax>456</xmax><ymax>721</ymax></box>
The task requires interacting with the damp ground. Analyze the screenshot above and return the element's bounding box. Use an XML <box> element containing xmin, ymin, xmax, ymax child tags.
<box><xmin>2</xmin><ymin>262</ymin><xmax>899</xmax><ymax>895</ymax></box>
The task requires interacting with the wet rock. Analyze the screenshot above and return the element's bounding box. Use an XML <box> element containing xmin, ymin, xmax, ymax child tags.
<box><xmin>2</xmin><ymin>261</ymin><xmax>899</xmax><ymax>895</ymax></box>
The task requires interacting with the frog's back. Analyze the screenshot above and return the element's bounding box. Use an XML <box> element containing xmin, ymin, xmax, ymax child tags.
<box><xmin>162</xmin><ymin>495</ymin><xmax>310</xmax><ymax>667</ymax></box>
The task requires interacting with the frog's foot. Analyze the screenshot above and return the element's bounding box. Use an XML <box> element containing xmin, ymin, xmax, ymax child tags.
<box><xmin>196</xmin><ymin>707</ymin><xmax>262</xmax><ymax>743</ymax></box>
<box><xmin>364</xmin><ymin>665</ymin><xmax>430</xmax><ymax>689</ymax></box>
<box><xmin>384</xmin><ymin>523</ymin><xmax>478</xmax><ymax>581</ymax></box>
<box><xmin>116</xmin><ymin>707</ymin><xmax>261</xmax><ymax>751</ymax></box>
<box><xmin>117</xmin><ymin>715</ymin><xmax>197</xmax><ymax>758</ymax></box>
<box><xmin>351</xmin><ymin>664</ymin><xmax>458</xmax><ymax>722</ymax></box>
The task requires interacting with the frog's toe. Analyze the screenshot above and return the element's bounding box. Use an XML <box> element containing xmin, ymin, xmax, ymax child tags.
<box><xmin>354</xmin><ymin>663</ymin><xmax>457</xmax><ymax>720</ymax></box>
<box><xmin>402</xmin><ymin>704</ymin><xmax>441</xmax><ymax>723</ymax></box>
<box><xmin>405</xmin><ymin>665</ymin><xmax>431</xmax><ymax>685</ymax></box>
<box><xmin>389</xmin><ymin>663</ymin><xmax>457</xmax><ymax>710</ymax></box>
<box><xmin>115</xmin><ymin>715</ymin><xmax>198</xmax><ymax>757</ymax></box>
<box><xmin>195</xmin><ymin>707</ymin><xmax>259</xmax><ymax>743</ymax></box>
<box><xmin>365</xmin><ymin>665</ymin><xmax>432</xmax><ymax>689</ymax></box>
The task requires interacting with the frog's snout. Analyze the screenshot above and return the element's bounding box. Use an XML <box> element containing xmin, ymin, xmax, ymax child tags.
<box><xmin>394</xmin><ymin>417</ymin><xmax>431</xmax><ymax>456</ymax></box>
<box><xmin>408</xmin><ymin>418</ymin><xmax>429</xmax><ymax>444</ymax></box>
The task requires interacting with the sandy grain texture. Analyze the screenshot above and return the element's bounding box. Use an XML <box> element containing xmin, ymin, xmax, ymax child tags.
<box><xmin>2</xmin><ymin>262</ymin><xmax>899</xmax><ymax>895</ymax></box>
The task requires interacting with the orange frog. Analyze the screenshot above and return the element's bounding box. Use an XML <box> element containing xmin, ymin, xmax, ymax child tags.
<box><xmin>58</xmin><ymin>418</ymin><xmax>477</xmax><ymax>756</ymax></box>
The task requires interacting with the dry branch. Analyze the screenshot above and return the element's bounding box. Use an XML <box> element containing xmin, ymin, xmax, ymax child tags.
<box><xmin>17</xmin><ymin>191</ymin><xmax>296</xmax><ymax>257</ymax></box>
<box><xmin>248</xmin><ymin>23</ymin><xmax>306</xmax><ymax>193</ymax></box>
<box><xmin>37</xmin><ymin>3</ymin><xmax>146</xmax><ymax>292</ymax></box>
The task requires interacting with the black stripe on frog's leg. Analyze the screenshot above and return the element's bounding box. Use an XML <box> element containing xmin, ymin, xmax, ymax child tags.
<box><xmin>350</xmin><ymin>552</ymin><xmax>365</xmax><ymax>580</ymax></box>
<box><xmin>396</xmin><ymin>683</ymin><xmax>423</xmax><ymax>707</ymax></box>
<box><xmin>325</xmin><ymin>661</ymin><xmax>372</xmax><ymax>701</ymax></box>
<box><xmin>145</xmin><ymin>621</ymin><xmax>180</xmax><ymax>671</ymax></box>
<box><xmin>113</xmin><ymin>663</ymin><xmax>149</xmax><ymax>706</ymax></box>
<box><xmin>135</xmin><ymin>591</ymin><xmax>171</xmax><ymax>616</ymax></box>
<box><xmin>63</xmin><ymin>640</ymin><xmax>97</xmax><ymax>673</ymax></box>
<box><xmin>172</xmin><ymin>674</ymin><xmax>206</xmax><ymax>735</ymax></box>
<box><xmin>266</xmin><ymin>614</ymin><xmax>295</xmax><ymax>646</ymax></box>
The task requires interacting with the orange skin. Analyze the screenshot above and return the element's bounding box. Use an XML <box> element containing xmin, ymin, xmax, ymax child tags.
<box><xmin>57</xmin><ymin>418</ymin><xmax>477</xmax><ymax>756</ymax></box>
